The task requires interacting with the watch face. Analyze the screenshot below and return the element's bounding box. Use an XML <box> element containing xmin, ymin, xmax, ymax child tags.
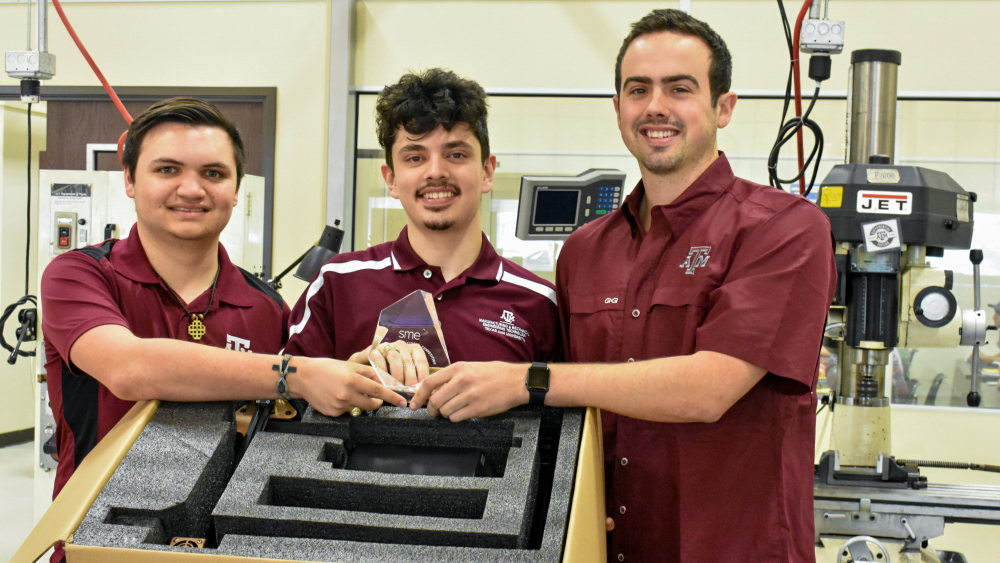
<box><xmin>527</xmin><ymin>366</ymin><xmax>549</xmax><ymax>391</ymax></box>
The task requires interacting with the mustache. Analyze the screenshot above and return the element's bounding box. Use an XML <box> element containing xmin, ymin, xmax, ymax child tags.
<box><xmin>633</xmin><ymin>118</ymin><xmax>685</xmax><ymax>133</ymax></box>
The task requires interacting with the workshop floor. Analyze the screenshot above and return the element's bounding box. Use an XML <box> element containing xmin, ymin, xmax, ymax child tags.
<box><xmin>1</xmin><ymin>441</ymin><xmax>37</xmax><ymax>562</ymax></box>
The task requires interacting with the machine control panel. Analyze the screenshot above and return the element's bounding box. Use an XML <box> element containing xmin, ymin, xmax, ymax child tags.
<box><xmin>515</xmin><ymin>169</ymin><xmax>627</xmax><ymax>241</ymax></box>
<box><xmin>53</xmin><ymin>211</ymin><xmax>78</xmax><ymax>254</ymax></box>
<box><xmin>49</xmin><ymin>182</ymin><xmax>94</xmax><ymax>256</ymax></box>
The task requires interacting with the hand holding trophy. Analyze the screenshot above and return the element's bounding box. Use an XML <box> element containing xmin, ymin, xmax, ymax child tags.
<box><xmin>368</xmin><ymin>290</ymin><xmax>451</xmax><ymax>400</ymax></box>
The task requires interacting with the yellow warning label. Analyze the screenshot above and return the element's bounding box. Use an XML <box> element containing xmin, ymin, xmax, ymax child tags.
<box><xmin>820</xmin><ymin>186</ymin><xmax>844</xmax><ymax>208</ymax></box>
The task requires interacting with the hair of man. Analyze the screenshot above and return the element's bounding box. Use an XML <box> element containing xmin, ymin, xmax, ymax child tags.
<box><xmin>122</xmin><ymin>97</ymin><xmax>247</xmax><ymax>187</ymax></box>
<box><xmin>614</xmin><ymin>8</ymin><xmax>733</xmax><ymax>107</ymax></box>
<box><xmin>375</xmin><ymin>68</ymin><xmax>491</xmax><ymax>169</ymax></box>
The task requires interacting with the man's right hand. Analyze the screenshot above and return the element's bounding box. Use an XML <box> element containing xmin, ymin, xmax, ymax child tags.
<box><xmin>292</xmin><ymin>357</ymin><xmax>408</xmax><ymax>416</ymax></box>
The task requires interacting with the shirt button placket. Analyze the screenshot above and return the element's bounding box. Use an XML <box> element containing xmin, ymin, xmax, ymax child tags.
<box><xmin>423</xmin><ymin>269</ymin><xmax>432</xmax><ymax>279</ymax></box>
<box><xmin>631</xmin><ymin>308</ymin><xmax>640</xmax><ymax>318</ymax></box>
<box><xmin>618</xmin><ymin>554</ymin><xmax>625</xmax><ymax>561</ymax></box>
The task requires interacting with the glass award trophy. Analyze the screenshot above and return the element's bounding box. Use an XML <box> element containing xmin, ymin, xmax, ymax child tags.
<box><xmin>369</xmin><ymin>290</ymin><xmax>451</xmax><ymax>395</ymax></box>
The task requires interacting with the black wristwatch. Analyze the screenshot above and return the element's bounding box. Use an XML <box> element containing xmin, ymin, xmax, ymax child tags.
<box><xmin>526</xmin><ymin>362</ymin><xmax>550</xmax><ymax>405</ymax></box>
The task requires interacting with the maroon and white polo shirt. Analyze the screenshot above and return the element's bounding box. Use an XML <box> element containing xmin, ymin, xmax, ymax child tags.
<box><xmin>557</xmin><ymin>154</ymin><xmax>837</xmax><ymax>563</ymax></box>
<box><xmin>41</xmin><ymin>224</ymin><xmax>289</xmax><ymax>501</ymax></box>
<box><xmin>284</xmin><ymin>226</ymin><xmax>561</xmax><ymax>365</ymax></box>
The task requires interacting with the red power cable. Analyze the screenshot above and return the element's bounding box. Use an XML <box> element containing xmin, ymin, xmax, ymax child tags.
<box><xmin>791</xmin><ymin>0</ymin><xmax>813</xmax><ymax>180</ymax></box>
<box><xmin>49</xmin><ymin>0</ymin><xmax>131</xmax><ymax>159</ymax></box>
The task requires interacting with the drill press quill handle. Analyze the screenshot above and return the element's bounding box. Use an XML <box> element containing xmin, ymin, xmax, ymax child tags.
<box><xmin>967</xmin><ymin>249</ymin><xmax>984</xmax><ymax>407</ymax></box>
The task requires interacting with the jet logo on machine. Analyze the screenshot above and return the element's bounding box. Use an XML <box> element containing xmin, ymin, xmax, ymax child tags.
<box><xmin>857</xmin><ymin>191</ymin><xmax>912</xmax><ymax>215</ymax></box>
<box><xmin>681</xmin><ymin>246</ymin><xmax>711</xmax><ymax>274</ymax></box>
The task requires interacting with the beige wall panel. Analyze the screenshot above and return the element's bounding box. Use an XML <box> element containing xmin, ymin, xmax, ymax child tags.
<box><xmin>0</xmin><ymin>103</ymin><xmax>46</xmax><ymax>435</ymax></box>
<box><xmin>0</xmin><ymin>1</ymin><xmax>330</xmax><ymax>304</ymax></box>
<box><xmin>356</xmin><ymin>1</ymin><xmax>1000</xmax><ymax>93</ymax></box>
<box><xmin>356</xmin><ymin>1</ymin><xmax>680</xmax><ymax>89</ymax></box>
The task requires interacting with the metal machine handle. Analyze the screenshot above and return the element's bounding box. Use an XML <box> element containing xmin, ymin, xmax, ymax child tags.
<box><xmin>968</xmin><ymin>249</ymin><xmax>983</xmax><ymax>407</ymax></box>
<box><xmin>837</xmin><ymin>535</ymin><xmax>891</xmax><ymax>563</ymax></box>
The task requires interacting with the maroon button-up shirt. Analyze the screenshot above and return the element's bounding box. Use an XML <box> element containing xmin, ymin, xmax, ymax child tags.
<box><xmin>284</xmin><ymin>226</ymin><xmax>561</xmax><ymax>365</ymax></box>
<box><xmin>556</xmin><ymin>155</ymin><xmax>836</xmax><ymax>562</ymax></box>
<box><xmin>41</xmin><ymin>224</ymin><xmax>289</xmax><ymax>500</ymax></box>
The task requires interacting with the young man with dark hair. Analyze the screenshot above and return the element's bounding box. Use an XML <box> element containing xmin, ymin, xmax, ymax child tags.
<box><xmin>411</xmin><ymin>10</ymin><xmax>837</xmax><ymax>561</ymax></box>
<box><xmin>41</xmin><ymin>98</ymin><xmax>406</xmax><ymax>516</ymax></box>
<box><xmin>284</xmin><ymin>69</ymin><xmax>559</xmax><ymax>377</ymax></box>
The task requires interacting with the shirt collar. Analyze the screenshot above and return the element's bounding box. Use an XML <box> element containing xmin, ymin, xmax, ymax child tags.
<box><xmin>389</xmin><ymin>226</ymin><xmax>425</xmax><ymax>272</ymax></box>
<box><xmin>111</xmin><ymin>224</ymin><xmax>256</xmax><ymax>308</ymax></box>
<box><xmin>111</xmin><ymin>224</ymin><xmax>160</xmax><ymax>284</ymax></box>
<box><xmin>389</xmin><ymin>226</ymin><xmax>503</xmax><ymax>282</ymax></box>
<box><xmin>620</xmin><ymin>152</ymin><xmax>736</xmax><ymax>237</ymax></box>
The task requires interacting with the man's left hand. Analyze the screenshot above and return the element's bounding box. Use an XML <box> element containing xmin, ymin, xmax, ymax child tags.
<box><xmin>409</xmin><ymin>361</ymin><xmax>528</xmax><ymax>421</ymax></box>
<box><xmin>368</xmin><ymin>340</ymin><xmax>430</xmax><ymax>387</ymax></box>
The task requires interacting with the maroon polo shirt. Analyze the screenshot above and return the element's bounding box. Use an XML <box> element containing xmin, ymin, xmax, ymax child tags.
<box><xmin>41</xmin><ymin>224</ymin><xmax>290</xmax><ymax>502</ymax></box>
<box><xmin>284</xmin><ymin>226</ymin><xmax>560</xmax><ymax>365</ymax></box>
<box><xmin>557</xmin><ymin>154</ymin><xmax>836</xmax><ymax>563</ymax></box>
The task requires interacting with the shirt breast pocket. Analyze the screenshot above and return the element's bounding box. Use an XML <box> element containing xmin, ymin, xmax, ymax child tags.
<box><xmin>567</xmin><ymin>292</ymin><xmax>624</xmax><ymax>362</ymax></box>
<box><xmin>647</xmin><ymin>286</ymin><xmax>711</xmax><ymax>357</ymax></box>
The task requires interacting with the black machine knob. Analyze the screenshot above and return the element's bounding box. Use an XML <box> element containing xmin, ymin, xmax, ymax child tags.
<box><xmin>970</xmin><ymin>249</ymin><xmax>984</xmax><ymax>265</ymax></box>
<box><xmin>968</xmin><ymin>392</ymin><xmax>981</xmax><ymax>407</ymax></box>
<box><xmin>868</xmin><ymin>154</ymin><xmax>891</xmax><ymax>164</ymax></box>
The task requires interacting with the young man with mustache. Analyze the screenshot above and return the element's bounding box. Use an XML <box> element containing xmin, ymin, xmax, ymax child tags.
<box><xmin>284</xmin><ymin>69</ymin><xmax>560</xmax><ymax>378</ymax></box>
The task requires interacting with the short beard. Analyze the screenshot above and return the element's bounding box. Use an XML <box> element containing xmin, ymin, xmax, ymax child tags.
<box><xmin>640</xmin><ymin>151</ymin><xmax>685</xmax><ymax>175</ymax></box>
<box><xmin>631</xmin><ymin>118</ymin><xmax>686</xmax><ymax>174</ymax></box>
<box><xmin>423</xmin><ymin>219</ymin><xmax>456</xmax><ymax>231</ymax></box>
<box><xmin>417</xmin><ymin>181</ymin><xmax>459</xmax><ymax>231</ymax></box>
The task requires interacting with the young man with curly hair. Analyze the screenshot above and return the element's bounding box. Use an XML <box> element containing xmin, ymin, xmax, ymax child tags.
<box><xmin>284</xmin><ymin>69</ymin><xmax>560</xmax><ymax>378</ymax></box>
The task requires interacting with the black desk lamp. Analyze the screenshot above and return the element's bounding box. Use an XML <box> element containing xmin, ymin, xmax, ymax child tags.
<box><xmin>268</xmin><ymin>220</ymin><xmax>345</xmax><ymax>289</ymax></box>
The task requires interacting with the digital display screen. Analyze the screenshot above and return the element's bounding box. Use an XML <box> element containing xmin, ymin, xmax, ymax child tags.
<box><xmin>532</xmin><ymin>189</ymin><xmax>580</xmax><ymax>226</ymax></box>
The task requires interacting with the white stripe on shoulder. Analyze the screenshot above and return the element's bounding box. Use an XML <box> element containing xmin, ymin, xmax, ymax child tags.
<box><xmin>500</xmin><ymin>271</ymin><xmax>557</xmax><ymax>305</ymax></box>
<box><xmin>288</xmin><ymin>257</ymin><xmax>393</xmax><ymax>337</ymax></box>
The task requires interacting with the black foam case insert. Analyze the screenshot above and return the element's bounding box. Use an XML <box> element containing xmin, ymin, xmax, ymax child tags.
<box><xmin>72</xmin><ymin>401</ymin><xmax>583</xmax><ymax>562</ymax></box>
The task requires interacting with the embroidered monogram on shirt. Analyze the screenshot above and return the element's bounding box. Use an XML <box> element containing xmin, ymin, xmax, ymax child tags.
<box><xmin>226</xmin><ymin>334</ymin><xmax>252</xmax><ymax>353</ymax></box>
<box><xmin>680</xmin><ymin>246</ymin><xmax>712</xmax><ymax>274</ymax></box>
<box><xmin>501</xmin><ymin>310</ymin><xmax>516</xmax><ymax>323</ymax></box>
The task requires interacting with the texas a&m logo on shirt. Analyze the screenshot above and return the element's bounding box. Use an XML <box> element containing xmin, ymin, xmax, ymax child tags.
<box><xmin>480</xmin><ymin>310</ymin><xmax>530</xmax><ymax>343</ymax></box>
<box><xmin>680</xmin><ymin>246</ymin><xmax>712</xmax><ymax>274</ymax></box>
<box><xmin>226</xmin><ymin>334</ymin><xmax>252</xmax><ymax>353</ymax></box>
